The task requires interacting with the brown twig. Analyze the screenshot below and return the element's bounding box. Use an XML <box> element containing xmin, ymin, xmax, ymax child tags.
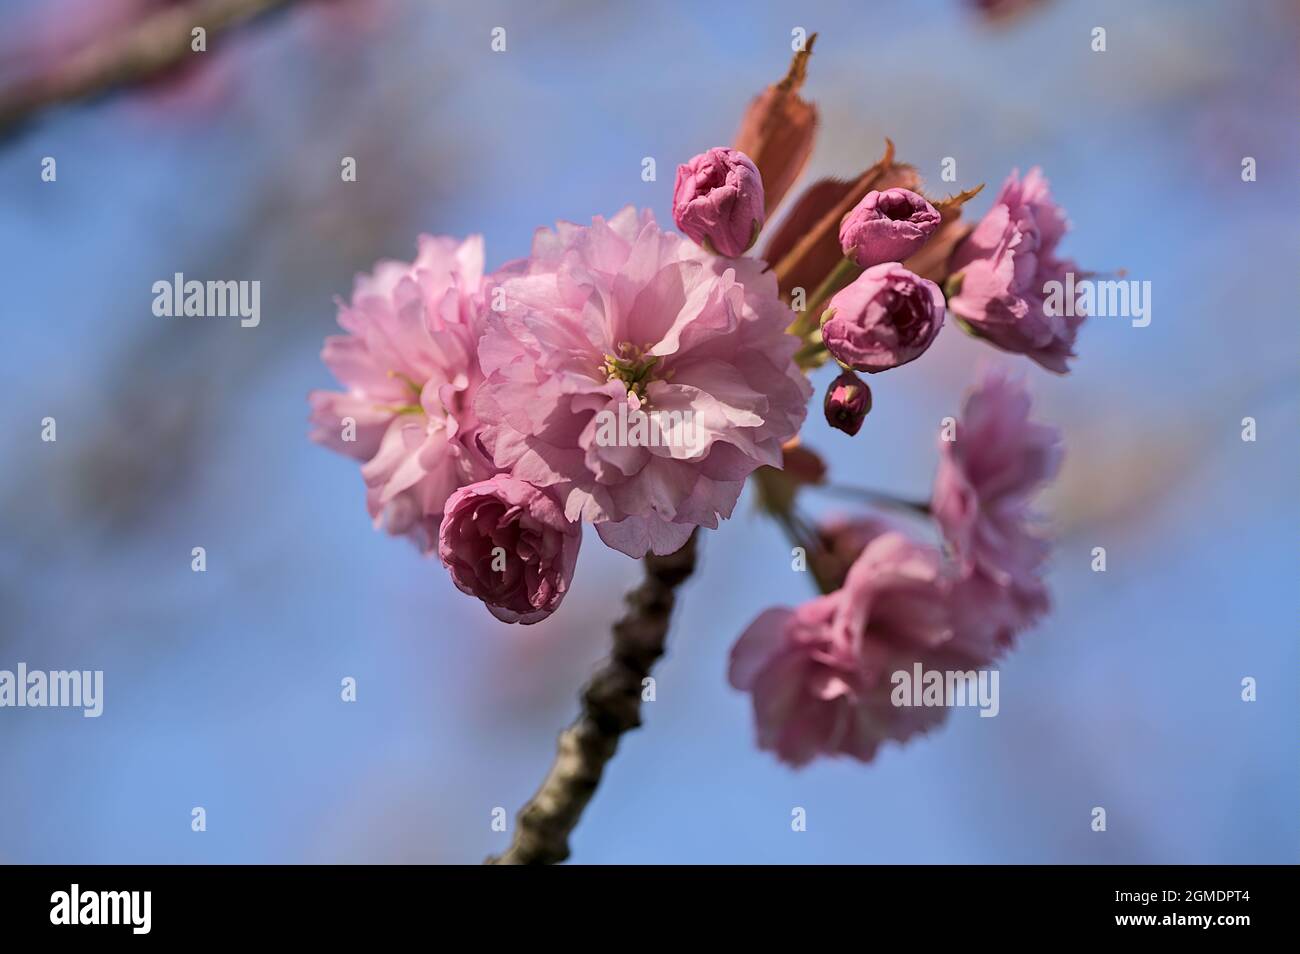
<box><xmin>0</xmin><ymin>0</ymin><xmax>294</xmax><ymax>134</ymax></box>
<box><xmin>486</xmin><ymin>531</ymin><xmax>700</xmax><ymax>865</ymax></box>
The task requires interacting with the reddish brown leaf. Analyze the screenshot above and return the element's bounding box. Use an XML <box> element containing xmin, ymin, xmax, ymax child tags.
<box><xmin>761</xmin><ymin>177</ymin><xmax>857</xmax><ymax>276</ymax></box>
<box><xmin>734</xmin><ymin>36</ymin><xmax>819</xmax><ymax>217</ymax></box>
<box><xmin>904</xmin><ymin>183</ymin><xmax>985</xmax><ymax>283</ymax></box>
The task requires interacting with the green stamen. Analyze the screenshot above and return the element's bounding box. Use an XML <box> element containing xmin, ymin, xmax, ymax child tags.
<box><xmin>602</xmin><ymin>344</ymin><xmax>661</xmax><ymax>398</ymax></box>
<box><xmin>387</xmin><ymin>370</ymin><xmax>423</xmax><ymax>396</ymax></box>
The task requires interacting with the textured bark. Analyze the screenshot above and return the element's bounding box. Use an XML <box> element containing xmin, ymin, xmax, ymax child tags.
<box><xmin>0</xmin><ymin>0</ymin><xmax>294</xmax><ymax>134</ymax></box>
<box><xmin>486</xmin><ymin>531</ymin><xmax>699</xmax><ymax>865</ymax></box>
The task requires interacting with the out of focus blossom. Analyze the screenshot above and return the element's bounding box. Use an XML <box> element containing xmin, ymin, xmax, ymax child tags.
<box><xmin>729</xmin><ymin>531</ymin><xmax>960</xmax><ymax>767</ymax></box>
<box><xmin>947</xmin><ymin>169</ymin><xmax>1085</xmax><ymax>373</ymax></box>
<box><xmin>930</xmin><ymin>371</ymin><xmax>1061</xmax><ymax>590</ymax></box>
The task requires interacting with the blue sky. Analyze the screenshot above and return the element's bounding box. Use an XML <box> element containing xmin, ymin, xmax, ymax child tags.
<box><xmin>0</xmin><ymin>0</ymin><xmax>1296</xmax><ymax>863</ymax></box>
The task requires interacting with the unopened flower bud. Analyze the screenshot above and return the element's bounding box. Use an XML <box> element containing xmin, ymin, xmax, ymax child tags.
<box><xmin>673</xmin><ymin>147</ymin><xmax>765</xmax><ymax>257</ymax></box>
<box><xmin>822</xmin><ymin>263</ymin><xmax>946</xmax><ymax>372</ymax></box>
<box><xmin>823</xmin><ymin>370</ymin><xmax>872</xmax><ymax>436</ymax></box>
<box><xmin>839</xmin><ymin>188</ymin><xmax>941</xmax><ymax>268</ymax></box>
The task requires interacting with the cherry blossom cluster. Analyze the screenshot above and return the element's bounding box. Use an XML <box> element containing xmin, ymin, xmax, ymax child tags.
<box><xmin>309</xmin><ymin>39</ymin><xmax>1086</xmax><ymax>765</ymax></box>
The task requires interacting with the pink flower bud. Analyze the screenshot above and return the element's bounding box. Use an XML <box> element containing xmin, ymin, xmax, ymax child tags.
<box><xmin>839</xmin><ymin>188</ymin><xmax>941</xmax><ymax>268</ymax></box>
<box><xmin>822</xmin><ymin>263</ymin><xmax>946</xmax><ymax>372</ymax></box>
<box><xmin>438</xmin><ymin>475</ymin><xmax>582</xmax><ymax>625</ymax></box>
<box><xmin>672</xmin><ymin>147</ymin><xmax>765</xmax><ymax>257</ymax></box>
<box><xmin>823</xmin><ymin>370</ymin><xmax>872</xmax><ymax>435</ymax></box>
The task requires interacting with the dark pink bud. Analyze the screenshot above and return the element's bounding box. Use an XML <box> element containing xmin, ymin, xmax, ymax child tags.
<box><xmin>823</xmin><ymin>370</ymin><xmax>872</xmax><ymax>436</ymax></box>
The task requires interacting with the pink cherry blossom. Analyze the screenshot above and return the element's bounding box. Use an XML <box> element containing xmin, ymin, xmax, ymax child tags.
<box><xmin>816</xmin><ymin>513</ymin><xmax>1046</xmax><ymax>661</ymax></box>
<box><xmin>931</xmin><ymin>371</ymin><xmax>1061</xmax><ymax>588</ymax></box>
<box><xmin>948</xmin><ymin>168</ymin><xmax>1085</xmax><ymax>373</ymax></box>
<box><xmin>309</xmin><ymin>235</ymin><xmax>493</xmax><ymax>553</ymax></box>
<box><xmin>438</xmin><ymin>475</ymin><xmax>582</xmax><ymax>625</ymax></box>
<box><xmin>813</xmin><ymin>514</ymin><xmax>897</xmax><ymax>589</ymax></box>
<box><xmin>475</xmin><ymin>207</ymin><xmax>811</xmax><ymax>558</ymax></box>
<box><xmin>930</xmin><ymin>371</ymin><xmax>1059</xmax><ymax>655</ymax></box>
<box><xmin>729</xmin><ymin>531</ymin><xmax>960</xmax><ymax>767</ymax></box>
<box><xmin>948</xmin><ymin>568</ymin><xmax>1049</xmax><ymax>660</ymax></box>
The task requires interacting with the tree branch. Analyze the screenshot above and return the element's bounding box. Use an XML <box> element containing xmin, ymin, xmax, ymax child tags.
<box><xmin>0</xmin><ymin>0</ymin><xmax>295</xmax><ymax>134</ymax></box>
<box><xmin>486</xmin><ymin>530</ymin><xmax>700</xmax><ymax>865</ymax></box>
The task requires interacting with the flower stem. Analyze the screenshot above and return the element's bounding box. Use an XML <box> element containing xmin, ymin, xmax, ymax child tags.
<box><xmin>817</xmin><ymin>483</ymin><xmax>932</xmax><ymax>516</ymax></box>
<box><xmin>801</xmin><ymin>257</ymin><xmax>862</xmax><ymax>331</ymax></box>
<box><xmin>485</xmin><ymin>530</ymin><xmax>699</xmax><ymax>865</ymax></box>
<box><xmin>773</xmin><ymin>509</ymin><xmax>840</xmax><ymax>595</ymax></box>
<box><xmin>0</xmin><ymin>0</ymin><xmax>296</xmax><ymax>134</ymax></box>
<box><xmin>793</xmin><ymin>331</ymin><xmax>829</xmax><ymax>370</ymax></box>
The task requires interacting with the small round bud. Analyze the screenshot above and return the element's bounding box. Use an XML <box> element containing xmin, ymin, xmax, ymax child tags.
<box><xmin>823</xmin><ymin>370</ymin><xmax>872</xmax><ymax>436</ymax></box>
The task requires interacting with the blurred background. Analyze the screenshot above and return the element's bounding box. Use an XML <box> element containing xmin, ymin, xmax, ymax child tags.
<box><xmin>0</xmin><ymin>0</ymin><xmax>1296</xmax><ymax>863</ymax></box>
